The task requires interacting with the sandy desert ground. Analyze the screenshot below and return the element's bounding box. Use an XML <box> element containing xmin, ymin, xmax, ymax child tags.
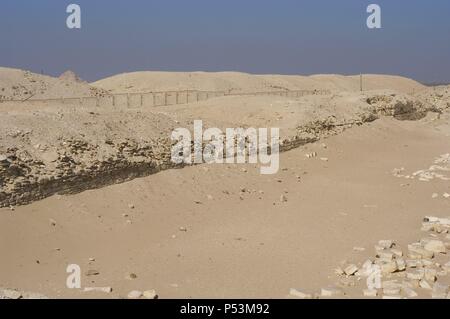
<box><xmin>0</xmin><ymin>68</ymin><xmax>449</xmax><ymax>299</ymax></box>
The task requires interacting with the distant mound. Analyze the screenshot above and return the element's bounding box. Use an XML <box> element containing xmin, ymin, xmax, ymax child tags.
<box><xmin>0</xmin><ymin>67</ymin><xmax>106</xmax><ymax>101</ymax></box>
<box><xmin>92</xmin><ymin>71</ymin><xmax>320</xmax><ymax>94</ymax></box>
<box><xmin>59</xmin><ymin>70</ymin><xmax>85</xmax><ymax>84</ymax></box>
<box><xmin>1</xmin><ymin>67</ymin><xmax>425</xmax><ymax>102</ymax></box>
<box><xmin>92</xmin><ymin>71</ymin><xmax>425</xmax><ymax>94</ymax></box>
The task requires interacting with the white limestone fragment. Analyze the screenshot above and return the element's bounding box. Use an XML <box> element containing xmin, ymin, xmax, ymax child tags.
<box><xmin>344</xmin><ymin>264</ymin><xmax>359</xmax><ymax>276</ymax></box>
<box><xmin>143</xmin><ymin>290</ymin><xmax>158</xmax><ymax>299</ymax></box>
<box><xmin>127</xmin><ymin>290</ymin><xmax>143</xmax><ymax>299</ymax></box>
<box><xmin>321</xmin><ymin>286</ymin><xmax>344</xmax><ymax>297</ymax></box>
<box><xmin>83</xmin><ymin>287</ymin><xmax>113</xmax><ymax>293</ymax></box>
<box><xmin>289</xmin><ymin>288</ymin><xmax>313</xmax><ymax>299</ymax></box>
<box><xmin>424</xmin><ymin>240</ymin><xmax>446</xmax><ymax>254</ymax></box>
<box><xmin>363</xmin><ymin>289</ymin><xmax>378</xmax><ymax>297</ymax></box>
<box><xmin>378</xmin><ymin>240</ymin><xmax>394</xmax><ymax>249</ymax></box>
<box><xmin>431</xmin><ymin>283</ymin><xmax>449</xmax><ymax>299</ymax></box>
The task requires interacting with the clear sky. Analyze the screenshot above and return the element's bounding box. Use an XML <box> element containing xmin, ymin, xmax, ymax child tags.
<box><xmin>1</xmin><ymin>0</ymin><xmax>449</xmax><ymax>83</ymax></box>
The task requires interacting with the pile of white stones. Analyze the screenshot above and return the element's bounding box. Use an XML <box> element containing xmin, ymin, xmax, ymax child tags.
<box><xmin>290</xmin><ymin>216</ymin><xmax>450</xmax><ymax>299</ymax></box>
<box><xmin>392</xmin><ymin>153</ymin><xmax>450</xmax><ymax>182</ymax></box>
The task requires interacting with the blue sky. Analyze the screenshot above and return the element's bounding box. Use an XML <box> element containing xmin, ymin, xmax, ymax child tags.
<box><xmin>1</xmin><ymin>0</ymin><xmax>449</xmax><ymax>83</ymax></box>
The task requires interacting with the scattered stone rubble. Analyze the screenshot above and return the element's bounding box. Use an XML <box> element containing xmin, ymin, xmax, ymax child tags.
<box><xmin>0</xmin><ymin>287</ymin><xmax>48</xmax><ymax>299</ymax></box>
<box><xmin>414</xmin><ymin>86</ymin><xmax>450</xmax><ymax>112</ymax></box>
<box><xmin>0</xmin><ymin>285</ymin><xmax>159</xmax><ymax>299</ymax></box>
<box><xmin>290</xmin><ymin>216</ymin><xmax>450</xmax><ymax>299</ymax></box>
<box><xmin>296</xmin><ymin>92</ymin><xmax>435</xmax><ymax>151</ymax></box>
<box><xmin>393</xmin><ymin>154</ymin><xmax>450</xmax><ymax>182</ymax></box>
<box><xmin>366</xmin><ymin>93</ymin><xmax>435</xmax><ymax>120</ymax></box>
<box><xmin>127</xmin><ymin>289</ymin><xmax>158</xmax><ymax>299</ymax></box>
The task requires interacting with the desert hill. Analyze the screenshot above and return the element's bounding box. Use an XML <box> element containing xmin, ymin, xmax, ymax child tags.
<box><xmin>0</xmin><ymin>67</ymin><xmax>106</xmax><ymax>101</ymax></box>
<box><xmin>0</xmin><ymin>67</ymin><xmax>426</xmax><ymax>101</ymax></box>
<box><xmin>93</xmin><ymin>71</ymin><xmax>426</xmax><ymax>94</ymax></box>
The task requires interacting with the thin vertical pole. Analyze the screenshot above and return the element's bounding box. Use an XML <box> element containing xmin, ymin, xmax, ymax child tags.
<box><xmin>360</xmin><ymin>73</ymin><xmax>363</xmax><ymax>92</ymax></box>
